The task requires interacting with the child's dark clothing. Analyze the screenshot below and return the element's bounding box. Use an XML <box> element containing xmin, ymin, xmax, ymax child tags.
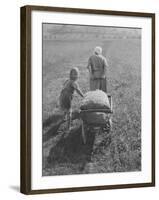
<box><xmin>59</xmin><ymin>79</ymin><xmax>79</xmax><ymax>111</ymax></box>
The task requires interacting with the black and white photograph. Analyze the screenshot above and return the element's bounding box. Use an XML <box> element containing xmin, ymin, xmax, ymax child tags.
<box><xmin>20</xmin><ymin>6</ymin><xmax>155</xmax><ymax>194</ymax></box>
<box><xmin>42</xmin><ymin>23</ymin><xmax>142</xmax><ymax>176</ymax></box>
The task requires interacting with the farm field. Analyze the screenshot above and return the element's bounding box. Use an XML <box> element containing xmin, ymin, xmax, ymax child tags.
<box><xmin>42</xmin><ymin>27</ymin><xmax>141</xmax><ymax>176</ymax></box>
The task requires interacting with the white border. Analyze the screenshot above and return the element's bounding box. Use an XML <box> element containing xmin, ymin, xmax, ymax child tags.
<box><xmin>31</xmin><ymin>10</ymin><xmax>152</xmax><ymax>190</ymax></box>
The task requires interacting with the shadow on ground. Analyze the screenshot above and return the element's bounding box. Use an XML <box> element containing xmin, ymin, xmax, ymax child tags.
<box><xmin>43</xmin><ymin>121</ymin><xmax>64</xmax><ymax>142</ymax></box>
<box><xmin>42</xmin><ymin>113</ymin><xmax>112</xmax><ymax>175</ymax></box>
<box><xmin>43</xmin><ymin>110</ymin><xmax>81</xmax><ymax>143</ymax></box>
<box><xmin>47</xmin><ymin>125</ymin><xmax>96</xmax><ymax>171</ymax></box>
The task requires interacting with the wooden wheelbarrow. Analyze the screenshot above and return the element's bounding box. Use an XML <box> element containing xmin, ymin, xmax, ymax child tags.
<box><xmin>79</xmin><ymin>95</ymin><xmax>113</xmax><ymax>144</ymax></box>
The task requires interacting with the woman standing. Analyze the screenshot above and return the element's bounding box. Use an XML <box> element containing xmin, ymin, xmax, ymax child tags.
<box><xmin>87</xmin><ymin>46</ymin><xmax>109</xmax><ymax>92</ymax></box>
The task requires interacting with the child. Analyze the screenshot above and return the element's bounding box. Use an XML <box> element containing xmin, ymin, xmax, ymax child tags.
<box><xmin>59</xmin><ymin>67</ymin><xmax>84</xmax><ymax>130</ymax></box>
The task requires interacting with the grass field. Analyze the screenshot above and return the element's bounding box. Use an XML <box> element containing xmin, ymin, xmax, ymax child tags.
<box><xmin>42</xmin><ymin>26</ymin><xmax>141</xmax><ymax>176</ymax></box>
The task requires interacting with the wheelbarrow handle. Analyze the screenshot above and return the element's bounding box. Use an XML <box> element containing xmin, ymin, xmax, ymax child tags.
<box><xmin>81</xmin><ymin>119</ymin><xmax>86</xmax><ymax>144</ymax></box>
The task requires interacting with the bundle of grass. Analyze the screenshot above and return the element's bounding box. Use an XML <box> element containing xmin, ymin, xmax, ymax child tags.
<box><xmin>80</xmin><ymin>90</ymin><xmax>110</xmax><ymax>110</ymax></box>
<box><xmin>80</xmin><ymin>90</ymin><xmax>111</xmax><ymax>125</ymax></box>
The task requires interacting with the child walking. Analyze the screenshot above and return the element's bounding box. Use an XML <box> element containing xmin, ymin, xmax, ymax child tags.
<box><xmin>59</xmin><ymin>67</ymin><xmax>84</xmax><ymax>130</ymax></box>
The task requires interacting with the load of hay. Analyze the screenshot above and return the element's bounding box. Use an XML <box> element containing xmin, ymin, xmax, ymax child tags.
<box><xmin>80</xmin><ymin>90</ymin><xmax>110</xmax><ymax>110</ymax></box>
<box><xmin>80</xmin><ymin>90</ymin><xmax>111</xmax><ymax>125</ymax></box>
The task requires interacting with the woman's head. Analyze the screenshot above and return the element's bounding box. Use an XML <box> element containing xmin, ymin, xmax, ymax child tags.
<box><xmin>69</xmin><ymin>67</ymin><xmax>80</xmax><ymax>81</ymax></box>
<box><xmin>94</xmin><ymin>46</ymin><xmax>102</xmax><ymax>55</ymax></box>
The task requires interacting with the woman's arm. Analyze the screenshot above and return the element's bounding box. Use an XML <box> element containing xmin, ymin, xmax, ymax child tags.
<box><xmin>103</xmin><ymin>57</ymin><xmax>108</xmax><ymax>76</ymax></box>
<box><xmin>87</xmin><ymin>57</ymin><xmax>92</xmax><ymax>73</ymax></box>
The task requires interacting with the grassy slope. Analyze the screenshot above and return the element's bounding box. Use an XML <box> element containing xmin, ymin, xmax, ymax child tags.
<box><xmin>42</xmin><ymin>38</ymin><xmax>141</xmax><ymax>176</ymax></box>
